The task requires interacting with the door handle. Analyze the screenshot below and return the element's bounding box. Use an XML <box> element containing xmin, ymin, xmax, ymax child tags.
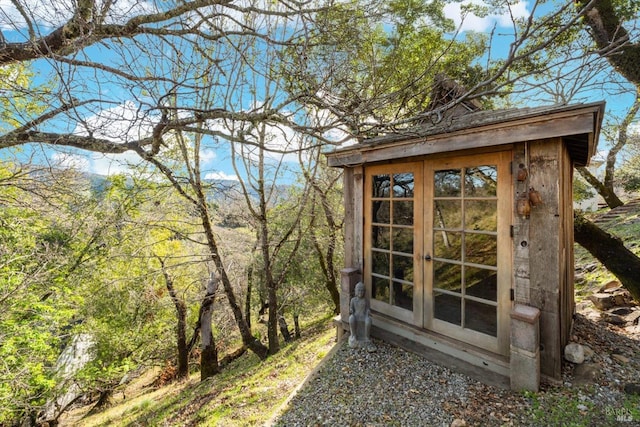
<box><xmin>424</xmin><ymin>254</ymin><xmax>432</xmax><ymax>261</ymax></box>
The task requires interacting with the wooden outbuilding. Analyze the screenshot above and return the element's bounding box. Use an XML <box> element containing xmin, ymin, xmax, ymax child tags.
<box><xmin>326</xmin><ymin>101</ymin><xmax>605</xmax><ymax>389</ymax></box>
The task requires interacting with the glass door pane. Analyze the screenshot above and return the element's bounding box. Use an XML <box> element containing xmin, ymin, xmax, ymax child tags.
<box><xmin>432</xmin><ymin>164</ymin><xmax>499</xmax><ymax>337</ymax></box>
<box><xmin>369</xmin><ymin>171</ymin><xmax>416</xmax><ymax>311</ymax></box>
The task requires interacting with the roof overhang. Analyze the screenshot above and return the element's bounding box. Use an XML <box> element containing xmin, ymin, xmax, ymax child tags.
<box><xmin>326</xmin><ymin>101</ymin><xmax>605</xmax><ymax>168</ymax></box>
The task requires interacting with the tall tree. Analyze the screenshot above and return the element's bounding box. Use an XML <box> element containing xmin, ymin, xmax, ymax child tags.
<box><xmin>304</xmin><ymin>152</ymin><xmax>344</xmax><ymax>314</ymax></box>
<box><xmin>576</xmin><ymin>0</ymin><xmax>640</xmax><ymax>88</ymax></box>
<box><xmin>577</xmin><ymin>91</ymin><xmax>639</xmax><ymax>209</ymax></box>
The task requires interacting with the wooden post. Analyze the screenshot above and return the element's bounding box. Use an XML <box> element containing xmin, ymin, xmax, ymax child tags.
<box><xmin>528</xmin><ymin>139</ymin><xmax>562</xmax><ymax>380</ymax></box>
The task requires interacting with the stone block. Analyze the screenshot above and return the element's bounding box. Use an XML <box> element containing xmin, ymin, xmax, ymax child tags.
<box><xmin>588</xmin><ymin>293</ymin><xmax>616</xmax><ymax>310</ymax></box>
<box><xmin>564</xmin><ymin>342</ymin><xmax>585</xmax><ymax>364</ymax></box>
<box><xmin>510</xmin><ymin>348</ymin><xmax>540</xmax><ymax>392</ymax></box>
<box><xmin>511</xmin><ymin>305</ymin><xmax>540</xmax><ymax>354</ymax></box>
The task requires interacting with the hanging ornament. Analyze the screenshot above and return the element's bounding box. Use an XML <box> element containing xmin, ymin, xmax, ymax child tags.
<box><xmin>517</xmin><ymin>197</ymin><xmax>531</xmax><ymax>217</ymax></box>
<box><xmin>529</xmin><ymin>187</ymin><xmax>543</xmax><ymax>206</ymax></box>
<box><xmin>517</xmin><ymin>165</ymin><xmax>528</xmax><ymax>181</ymax></box>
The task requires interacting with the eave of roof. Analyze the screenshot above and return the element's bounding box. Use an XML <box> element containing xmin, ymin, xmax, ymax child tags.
<box><xmin>326</xmin><ymin>101</ymin><xmax>605</xmax><ymax>168</ymax></box>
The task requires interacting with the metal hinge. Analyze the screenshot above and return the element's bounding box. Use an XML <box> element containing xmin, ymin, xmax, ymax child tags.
<box><xmin>510</xmin><ymin>289</ymin><xmax>515</xmax><ymax>301</ymax></box>
<box><xmin>510</xmin><ymin>225</ymin><xmax>514</xmax><ymax>238</ymax></box>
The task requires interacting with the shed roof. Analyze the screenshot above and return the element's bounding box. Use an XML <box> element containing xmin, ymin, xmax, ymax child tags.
<box><xmin>326</xmin><ymin>101</ymin><xmax>605</xmax><ymax>168</ymax></box>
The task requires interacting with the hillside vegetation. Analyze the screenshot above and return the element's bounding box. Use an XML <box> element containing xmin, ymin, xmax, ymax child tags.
<box><xmin>57</xmin><ymin>206</ymin><xmax>640</xmax><ymax>426</ymax></box>
<box><xmin>62</xmin><ymin>315</ymin><xmax>337</xmax><ymax>427</ymax></box>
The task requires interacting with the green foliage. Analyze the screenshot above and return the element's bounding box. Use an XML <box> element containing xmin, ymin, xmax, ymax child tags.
<box><xmin>0</xmin><ymin>64</ymin><xmax>47</xmax><ymax>132</ymax></box>
<box><xmin>573</xmin><ymin>174</ymin><xmax>595</xmax><ymax>202</ymax></box>
<box><xmin>282</xmin><ymin>0</ymin><xmax>490</xmax><ymax>132</ymax></box>
<box><xmin>617</xmin><ymin>154</ymin><xmax>640</xmax><ymax>191</ymax></box>
<box><xmin>0</xmin><ymin>163</ymin><xmax>211</xmax><ymax>424</ymax></box>
<box><xmin>612</xmin><ymin>0</ymin><xmax>640</xmax><ymax>21</ymax></box>
<box><xmin>75</xmin><ymin>174</ymin><xmax>207</xmax><ymax>388</ymax></box>
<box><xmin>0</xmin><ymin>167</ymin><xmax>84</xmax><ymax>422</ymax></box>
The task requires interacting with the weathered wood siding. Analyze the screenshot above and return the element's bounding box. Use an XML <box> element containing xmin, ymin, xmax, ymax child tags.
<box><xmin>560</xmin><ymin>144</ymin><xmax>575</xmax><ymax>349</ymax></box>
<box><xmin>513</xmin><ymin>142</ymin><xmax>531</xmax><ymax>305</ymax></box>
<box><xmin>341</xmin><ymin>166</ymin><xmax>364</xmax><ymax>323</ymax></box>
<box><xmin>528</xmin><ymin>138</ymin><xmax>563</xmax><ymax>380</ymax></box>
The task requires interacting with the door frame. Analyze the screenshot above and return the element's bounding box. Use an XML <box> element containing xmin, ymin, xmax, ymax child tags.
<box><xmin>364</xmin><ymin>162</ymin><xmax>423</xmax><ymax>326</ymax></box>
<box><xmin>363</xmin><ymin>150</ymin><xmax>512</xmax><ymax>356</ymax></box>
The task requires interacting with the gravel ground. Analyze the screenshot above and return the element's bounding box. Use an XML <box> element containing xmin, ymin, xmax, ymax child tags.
<box><xmin>272</xmin><ymin>311</ymin><xmax>640</xmax><ymax>427</ymax></box>
<box><xmin>273</xmin><ymin>337</ymin><xmax>474</xmax><ymax>427</ymax></box>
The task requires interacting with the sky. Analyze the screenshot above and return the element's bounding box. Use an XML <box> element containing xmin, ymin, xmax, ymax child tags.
<box><xmin>0</xmin><ymin>0</ymin><xmax>631</xmax><ymax>180</ymax></box>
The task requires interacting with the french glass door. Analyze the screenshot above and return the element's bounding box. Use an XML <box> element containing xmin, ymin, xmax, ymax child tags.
<box><xmin>365</xmin><ymin>152</ymin><xmax>511</xmax><ymax>355</ymax></box>
<box><xmin>366</xmin><ymin>162</ymin><xmax>423</xmax><ymax>325</ymax></box>
<box><xmin>424</xmin><ymin>152</ymin><xmax>511</xmax><ymax>355</ymax></box>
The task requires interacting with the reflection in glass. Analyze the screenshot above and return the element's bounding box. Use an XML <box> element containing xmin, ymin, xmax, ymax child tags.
<box><xmin>393</xmin><ymin>282</ymin><xmax>413</xmax><ymax>310</ymax></box>
<box><xmin>393</xmin><ymin>201</ymin><xmax>413</xmax><ymax>225</ymax></box>
<box><xmin>465</xmin><ymin>300</ymin><xmax>497</xmax><ymax>336</ymax></box>
<box><xmin>372</xmin><ymin>200</ymin><xmax>390</xmax><ymax>224</ymax></box>
<box><xmin>372</xmin><ymin>276</ymin><xmax>390</xmax><ymax>302</ymax></box>
<box><xmin>465</xmin><ymin>267</ymin><xmax>497</xmax><ymax>301</ymax></box>
<box><xmin>372</xmin><ymin>251</ymin><xmax>389</xmax><ymax>276</ymax></box>
<box><xmin>465</xmin><ymin>233</ymin><xmax>497</xmax><ymax>266</ymax></box>
<box><xmin>372</xmin><ymin>226</ymin><xmax>390</xmax><ymax>250</ymax></box>
<box><xmin>435</xmin><ymin>169</ymin><xmax>461</xmax><ymax>197</ymax></box>
<box><xmin>393</xmin><ymin>173</ymin><xmax>414</xmax><ymax>198</ymax></box>
<box><xmin>434</xmin><ymin>231</ymin><xmax>461</xmax><ymax>261</ymax></box>
<box><xmin>464</xmin><ymin>166</ymin><xmax>497</xmax><ymax>197</ymax></box>
<box><xmin>435</xmin><ymin>200</ymin><xmax>462</xmax><ymax>229</ymax></box>
<box><xmin>465</xmin><ymin>200</ymin><xmax>497</xmax><ymax>231</ymax></box>
<box><xmin>393</xmin><ymin>254</ymin><xmax>414</xmax><ymax>282</ymax></box>
<box><xmin>429</xmin><ymin>163</ymin><xmax>501</xmax><ymax>337</ymax></box>
<box><xmin>434</xmin><ymin>261</ymin><xmax>462</xmax><ymax>293</ymax></box>
<box><xmin>434</xmin><ymin>291</ymin><xmax>461</xmax><ymax>325</ymax></box>
<box><xmin>373</xmin><ymin>174</ymin><xmax>391</xmax><ymax>198</ymax></box>
<box><xmin>393</xmin><ymin>228</ymin><xmax>413</xmax><ymax>254</ymax></box>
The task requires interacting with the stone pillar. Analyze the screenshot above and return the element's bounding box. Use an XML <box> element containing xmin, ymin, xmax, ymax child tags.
<box><xmin>510</xmin><ymin>304</ymin><xmax>541</xmax><ymax>391</ymax></box>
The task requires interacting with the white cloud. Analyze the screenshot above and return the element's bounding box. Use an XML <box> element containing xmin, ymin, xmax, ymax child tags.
<box><xmin>75</xmin><ymin>100</ymin><xmax>156</xmax><ymax>143</ymax></box>
<box><xmin>204</xmin><ymin>171</ymin><xmax>239</xmax><ymax>181</ymax></box>
<box><xmin>70</xmin><ymin>101</ymin><xmax>155</xmax><ymax>175</ymax></box>
<box><xmin>200</xmin><ymin>148</ymin><xmax>217</xmax><ymax>163</ymax></box>
<box><xmin>51</xmin><ymin>152</ymin><xmax>90</xmax><ymax>172</ymax></box>
<box><xmin>90</xmin><ymin>152</ymin><xmax>144</xmax><ymax>176</ymax></box>
<box><xmin>444</xmin><ymin>0</ymin><xmax>530</xmax><ymax>33</ymax></box>
<box><xmin>205</xmin><ymin>115</ymin><xmax>308</xmax><ymax>165</ymax></box>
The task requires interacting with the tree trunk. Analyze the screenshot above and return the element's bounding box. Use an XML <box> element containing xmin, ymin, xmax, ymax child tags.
<box><xmin>267</xmin><ymin>276</ymin><xmax>280</xmax><ymax>355</ymax></box>
<box><xmin>278</xmin><ymin>314</ymin><xmax>292</xmax><ymax>342</ymax></box>
<box><xmin>158</xmin><ymin>260</ymin><xmax>189</xmax><ymax>380</ymax></box>
<box><xmin>577</xmin><ymin>167</ymin><xmax>624</xmax><ymax>209</ymax></box>
<box><xmin>200</xmin><ymin>273</ymin><xmax>219</xmax><ymax>380</ymax></box>
<box><xmin>199</xmin><ymin>204</ymin><xmax>268</xmax><ymax>360</ymax></box>
<box><xmin>574</xmin><ymin>212</ymin><xmax>640</xmax><ymax>301</ymax></box>
<box><xmin>293</xmin><ymin>313</ymin><xmax>301</xmax><ymax>339</ymax></box>
<box><xmin>309</xmin><ymin>191</ymin><xmax>340</xmax><ymax>314</ymax></box>
<box><xmin>246</xmin><ymin>264</ymin><xmax>253</xmax><ymax>333</ymax></box>
<box><xmin>579</xmin><ymin>0</ymin><xmax>640</xmax><ymax>88</ymax></box>
<box><xmin>176</xmin><ymin>308</ymin><xmax>189</xmax><ymax>380</ymax></box>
